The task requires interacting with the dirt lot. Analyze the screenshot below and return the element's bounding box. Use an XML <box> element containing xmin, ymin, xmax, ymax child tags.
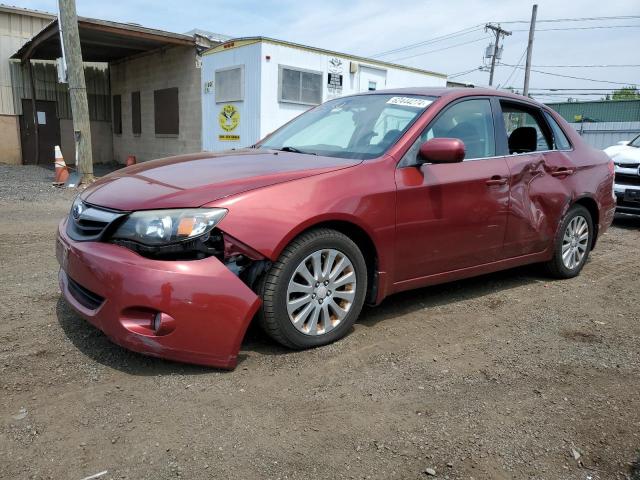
<box><xmin>1</xmin><ymin>165</ymin><xmax>639</xmax><ymax>480</ymax></box>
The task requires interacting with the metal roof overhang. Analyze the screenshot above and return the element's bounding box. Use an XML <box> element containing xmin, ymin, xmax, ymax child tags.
<box><xmin>12</xmin><ymin>17</ymin><xmax>194</xmax><ymax>62</ymax></box>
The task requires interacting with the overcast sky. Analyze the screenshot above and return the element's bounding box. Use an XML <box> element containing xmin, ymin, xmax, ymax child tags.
<box><xmin>17</xmin><ymin>0</ymin><xmax>640</xmax><ymax>101</ymax></box>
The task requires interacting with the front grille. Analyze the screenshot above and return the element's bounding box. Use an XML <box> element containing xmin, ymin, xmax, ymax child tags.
<box><xmin>67</xmin><ymin>276</ymin><xmax>104</xmax><ymax>310</ymax></box>
<box><xmin>615</xmin><ymin>172</ymin><xmax>640</xmax><ymax>186</ymax></box>
<box><xmin>67</xmin><ymin>203</ymin><xmax>126</xmax><ymax>241</ymax></box>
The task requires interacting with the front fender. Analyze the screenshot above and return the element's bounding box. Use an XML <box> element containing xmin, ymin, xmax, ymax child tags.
<box><xmin>207</xmin><ymin>161</ymin><xmax>397</xmax><ymax>279</ymax></box>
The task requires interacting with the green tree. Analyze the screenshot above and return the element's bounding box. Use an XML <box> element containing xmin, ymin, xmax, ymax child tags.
<box><xmin>611</xmin><ymin>86</ymin><xmax>640</xmax><ymax>100</ymax></box>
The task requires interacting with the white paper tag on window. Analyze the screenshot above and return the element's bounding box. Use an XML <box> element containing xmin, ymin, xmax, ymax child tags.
<box><xmin>386</xmin><ymin>97</ymin><xmax>432</xmax><ymax>108</ymax></box>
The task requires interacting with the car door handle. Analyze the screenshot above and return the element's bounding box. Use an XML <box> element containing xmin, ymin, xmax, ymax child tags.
<box><xmin>486</xmin><ymin>175</ymin><xmax>508</xmax><ymax>186</ymax></box>
<box><xmin>550</xmin><ymin>168</ymin><xmax>575</xmax><ymax>177</ymax></box>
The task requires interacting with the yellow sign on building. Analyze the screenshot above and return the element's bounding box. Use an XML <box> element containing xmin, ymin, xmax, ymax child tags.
<box><xmin>219</xmin><ymin>104</ymin><xmax>240</xmax><ymax>132</ymax></box>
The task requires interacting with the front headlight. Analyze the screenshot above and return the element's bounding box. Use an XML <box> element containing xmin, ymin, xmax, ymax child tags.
<box><xmin>111</xmin><ymin>208</ymin><xmax>227</xmax><ymax>246</ymax></box>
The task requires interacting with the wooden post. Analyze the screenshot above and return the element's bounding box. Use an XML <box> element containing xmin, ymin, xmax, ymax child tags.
<box><xmin>523</xmin><ymin>4</ymin><xmax>538</xmax><ymax>97</ymax></box>
<box><xmin>58</xmin><ymin>0</ymin><xmax>94</xmax><ymax>183</ymax></box>
<box><xmin>485</xmin><ymin>24</ymin><xmax>511</xmax><ymax>87</ymax></box>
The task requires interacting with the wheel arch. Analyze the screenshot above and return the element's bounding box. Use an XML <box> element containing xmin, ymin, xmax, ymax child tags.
<box><xmin>572</xmin><ymin>195</ymin><xmax>600</xmax><ymax>249</ymax></box>
<box><xmin>276</xmin><ymin>217</ymin><xmax>381</xmax><ymax>304</ymax></box>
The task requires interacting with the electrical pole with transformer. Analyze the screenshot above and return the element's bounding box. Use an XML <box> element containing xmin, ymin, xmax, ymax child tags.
<box><xmin>523</xmin><ymin>4</ymin><xmax>538</xmax><ymax>97</ymax></box>
<box><xmin>485</xmin><ymin>23</ymin><xmax>511</xmax><ymax>86</ymax></box>
<box><xmin>58</xmin><ymin>0</ymin><xmax>94</xmax><ymax>184</ymax></box>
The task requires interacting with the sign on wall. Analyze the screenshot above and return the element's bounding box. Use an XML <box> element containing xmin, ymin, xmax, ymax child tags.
<box><xmin>218</xmin><ymin>104</ymin><xmax>240</xmax><ymax>141</ymax></box>
<box><xmin>327</xmin><ymin>57</ymin><xmax>344</xmax><ymax>99</ymax></box>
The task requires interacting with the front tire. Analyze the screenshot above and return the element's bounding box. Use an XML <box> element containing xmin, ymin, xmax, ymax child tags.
<box><xmin>259</xmin><ymin>228</ymin><xmax>367</xmax><ymax>349</ymax></box>
<box><xmin>544</xmin><ymin>204</ymin><xmax>593</xmax><ymax>279</ymax></box>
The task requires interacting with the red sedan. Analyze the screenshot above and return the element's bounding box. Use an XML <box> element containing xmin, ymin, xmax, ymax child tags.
<box><xmin>56</xmin><ymin>88</ymin><xmax>616</xmax><ymax>369</ymax></box>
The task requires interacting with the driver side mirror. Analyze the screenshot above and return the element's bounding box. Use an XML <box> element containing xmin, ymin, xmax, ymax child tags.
<box><xmin>417</xmin><ymin>138</ymin><xmax>465</xmax><ymax>165</ymax></box>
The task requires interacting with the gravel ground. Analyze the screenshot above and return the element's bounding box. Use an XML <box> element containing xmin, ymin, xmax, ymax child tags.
<box><xmin>0</xmin><ymin>164</ymin><xmax>639</xmax><ymax>480</ymax></box>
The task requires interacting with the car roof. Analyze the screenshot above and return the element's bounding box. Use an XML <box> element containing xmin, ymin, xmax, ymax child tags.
<box><xmin>365</xmin><ymin>87</ymin><xmax>540</xmax><ymax>105</ymax></box>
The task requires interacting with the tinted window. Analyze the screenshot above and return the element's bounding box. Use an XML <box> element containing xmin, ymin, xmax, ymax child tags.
<box><xmin>500</xmin><ymin>102</ymin><xmax>551</xmax><ymax>153</ymax></box>
<box><xmin>402</xmin><ymin>98</ymin><xmax>496</xmax><ymax>163</ymax></box>
<box><xmin>543</xmin><ymin>111</ymin><xmax>572</xmax><ymax>150</ymax></box>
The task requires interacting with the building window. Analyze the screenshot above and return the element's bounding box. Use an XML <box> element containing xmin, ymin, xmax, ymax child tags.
<box><xmin>112</xmin><ymin>94</ymin><xmax>122</xmax><ymax>134</ymax></box>
<box><xmin>154</xmin><ymin>87</ymin><xmax>179</xmax><ymax>135</ymax></box>
<box><xmin>279</xmin><ymin>66</ymin><xmax>323</xmax><ymax>105</ymax></box>
<box><xmin>131</xmin><ymin>91</ymin><xmax>141</xmax><ymax>135</ymax></box>
<box><xmin>368</xmin><ymin>81</ymin><xmax>377</xmax><ymax>91</ymax></box>
<box><xmin>215</xmin><ymin>66</ymin><xmax>244</xmax><ymax>103</ymax></box>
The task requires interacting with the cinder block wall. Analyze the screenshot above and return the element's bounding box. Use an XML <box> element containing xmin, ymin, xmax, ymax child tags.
<box><xmin>60</xmin><ymin>120</ymin><xmax>113</xmax><ymax>165</ymax></box>
<box><xmin>110</xmin><ymin>46</ymin><xmax>202</xmax><ymax>163</ymax></box>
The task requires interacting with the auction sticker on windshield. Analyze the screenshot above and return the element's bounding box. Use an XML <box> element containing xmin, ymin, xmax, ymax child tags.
<box><xmin>386</xmin><ymin>97</ymin><xmax>432</xmax><ymax>108</ymax></box>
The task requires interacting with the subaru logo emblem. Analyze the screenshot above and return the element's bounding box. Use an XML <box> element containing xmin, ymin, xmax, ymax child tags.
<box><xmin>72</xmin><ymin>201</ymin><xmax>85</xmax><ymax>219</ymax></box>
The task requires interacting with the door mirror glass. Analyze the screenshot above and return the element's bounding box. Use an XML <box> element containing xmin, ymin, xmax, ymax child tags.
<box><xmin>418</xmin><ymin>138</ymin><xmax>465</xmax><ymax>164</ymax></box>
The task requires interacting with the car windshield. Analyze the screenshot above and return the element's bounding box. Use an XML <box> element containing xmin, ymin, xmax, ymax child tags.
<box><xmin>258</xmin><ymin>94</ymin><xmax>435</xmax><ymax>160</ymax></box>
<box><xmin>630</xmin><ymin>134</ymin><xmax>640</xmax><ymax>147</ymax></box>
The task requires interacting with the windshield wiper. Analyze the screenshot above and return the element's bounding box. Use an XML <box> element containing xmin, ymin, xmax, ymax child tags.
<box><xmin>278</xmin><ymin>146</ymin><xmax>317</xmax><ymax>155</ymax></box>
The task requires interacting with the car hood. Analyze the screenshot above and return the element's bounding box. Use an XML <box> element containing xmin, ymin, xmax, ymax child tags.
<box><xmin>604</xmin><ymin>145</ymin><xmax>640</xmax><ymax>163</ymax></box>
<box><xmin>81</xmin><ymin>149</ymin><xmax>361</xmax><ymax>211</ymax></box>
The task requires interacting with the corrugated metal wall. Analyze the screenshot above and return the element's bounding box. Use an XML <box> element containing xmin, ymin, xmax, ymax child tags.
<box><xmin>10</xmin><ymin>60</ymin><xmax>110</xmax><ymax>121</ymax></box>
<box><xmin>546</xmin><ymin>100</ymin><xmax>640</xmax><ymax>123</ymax></box>
<box><xmin>0</xmin><ymin>9</ymin><xmax>53</xmax><ymax>114</ymax></box>
<box><xmin>567</xmin><ymin>121</ymin><xmax>640</xmax><ymax>150</ymax></box>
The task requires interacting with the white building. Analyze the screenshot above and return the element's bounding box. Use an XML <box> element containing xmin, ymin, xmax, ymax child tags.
<box><xmin>201</xmin><ymin>37</ymin><xmax>447</xmax><ymax>152</ymax></box>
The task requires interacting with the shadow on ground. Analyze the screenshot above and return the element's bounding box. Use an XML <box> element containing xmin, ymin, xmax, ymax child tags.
<box><xmin>57</xmin><ymin>263</ymin><xmax>543</xmax><ymax>376</ymax></box>
<box><xmin>613</xmin><ymin>213</ymin><xmax>640</xmax><ymax>230</ymax></box>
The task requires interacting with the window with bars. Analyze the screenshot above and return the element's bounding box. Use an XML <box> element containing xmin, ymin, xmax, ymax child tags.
<box><xmin>279</xmin><ymin>66</ymin><xmax>323</xmax><ymax>105</ymax></box>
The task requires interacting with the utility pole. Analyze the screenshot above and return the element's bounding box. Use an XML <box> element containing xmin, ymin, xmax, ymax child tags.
<box><xmin>58</xmin><ymin>0</ymin><xmax>94</xmax><ymax>183</ymax></box>
<box><xmin>522</xmin><ymin>4</ymin><xmax>538</xmax><ymax>97</ymax></box>
<box><xmin>485</xmin><ymin>23</ymin><xmax>511</xmax><ymax>86</ymax></box>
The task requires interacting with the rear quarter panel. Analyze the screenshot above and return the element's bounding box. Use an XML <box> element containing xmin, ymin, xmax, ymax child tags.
<box><xmin>545</xmin><ymin>109</ymin><xmax>616</xmax><ymax>238</ymax></box>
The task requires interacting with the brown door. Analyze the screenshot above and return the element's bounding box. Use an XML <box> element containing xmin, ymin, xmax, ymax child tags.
<box><xmin>19</xmin><ymin>100</ymin><xmax>61</xmax><ymax>165</ymax></box>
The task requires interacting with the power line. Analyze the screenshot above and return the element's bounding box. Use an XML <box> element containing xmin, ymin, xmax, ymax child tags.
<box><xmin>517</xmin><ymin>64</ymin><xmax>640</xmax><ymax>68</ymax></box>
<box><xmin>511</xmin><ymin>24</ymin><xmax>640</xmax><ymax>32</ymax></box>
<box><xmin>448</xmin><ymin>67</ymin><xmax>482</xmax><ymax>78</ymax></box>
<box><xmin>499</xmin><ymin>46</ymin><xmax>528</xmax><ymax>88</ymax></box>
<box><xmin>370</xmin><ymin>25</ymin><xmax>484</xmax><ymax>58</ymax></box>
<box><xmin>388</xmin><ymin>36</ymin><xmax>490</xmax><ymax>62</ymax></box>
<box><xmin>498</xmin><ymin>15</ymin><xmax>640</xmax><ymax>24</ymax></box>
<box><xmin>499</xmin><ymin>64</ymin><xmax>639</xmax><ymax>85</ymax></box>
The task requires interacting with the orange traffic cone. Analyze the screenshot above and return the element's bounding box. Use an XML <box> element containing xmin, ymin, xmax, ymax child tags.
<box><xmin>126</xmin><ymin>155</ymin><xmax>137</xmax><ymax>167</ymax></box>
<box><xmin>53</xmin><ymin>146</ymin><xmax>69</xmax><ymax>185</ymax></box>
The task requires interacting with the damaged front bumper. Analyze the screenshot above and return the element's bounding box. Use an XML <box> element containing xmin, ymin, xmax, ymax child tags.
<box><xmin>56</xmin><ymin>218</ymin><xmax>261</xmax><ymax>369</ymax></box>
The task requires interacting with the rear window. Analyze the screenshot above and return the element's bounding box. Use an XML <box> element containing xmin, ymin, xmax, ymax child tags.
<box><xmin>544</xmin><ymin>111</ymin><xmax>572</xmax><ymax>150</ymax></box>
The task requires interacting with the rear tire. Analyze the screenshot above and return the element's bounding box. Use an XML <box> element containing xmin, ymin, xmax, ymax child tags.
<box><xmin>258</xmin><ymin>228</ymin><xmax>367</xmax><ymax>349</ymax></box>
<box><xmin>543</xmin><ymin>204</ymin><xmax>593</xmax><ymax>279</ymax></box>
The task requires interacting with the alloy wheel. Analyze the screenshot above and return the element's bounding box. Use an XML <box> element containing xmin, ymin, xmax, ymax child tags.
<box><xmin>561</xmin><ymin>215</ymin><xmax>589</xmax><ymax>270</ymax></box>
<box><xmin>286</xmin><ymin>249</ymin><xmax>357</xmax><ymax>336</ymax></box>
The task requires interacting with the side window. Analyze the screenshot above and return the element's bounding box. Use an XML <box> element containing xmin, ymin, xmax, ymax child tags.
<box><xmin>543</xmin><ymin>111</ymin><xmax>572</xmax><ymax>150</ymax></box>
<box><xmin>500</xmin><ymin>102</ymin><xmax>551</xmax><ymax>153</ymax></box>
<box><xmin>401</xmin><ymin>98</ymin><xmax>496</xmax><ymax>164</ymax></box>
